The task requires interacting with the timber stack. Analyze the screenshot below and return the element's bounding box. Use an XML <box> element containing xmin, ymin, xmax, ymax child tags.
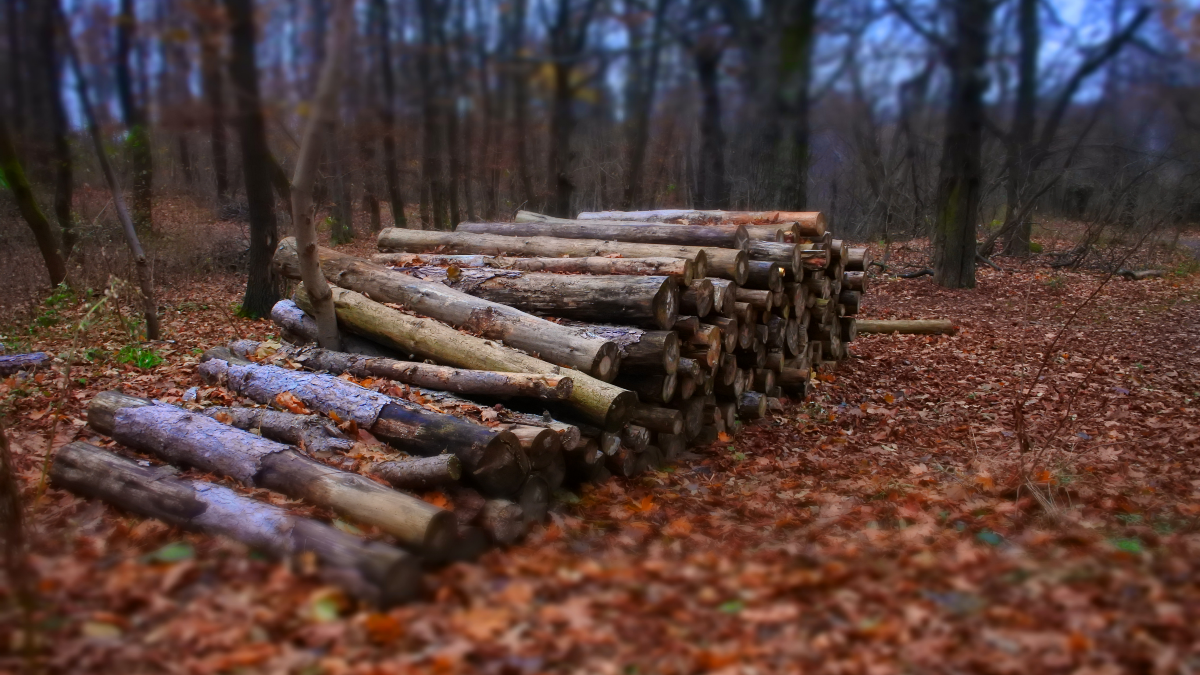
<box><xmin>52</xmin><ymin>207</ymin><xmax>870</xmax><ymax>607</ymax></box>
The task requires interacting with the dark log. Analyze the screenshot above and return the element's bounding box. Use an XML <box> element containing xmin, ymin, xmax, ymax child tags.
<box><xmin>629</xmin><ymin>404</ymin><xmax>684</xmax><ymax>435</ymax></box>
<box><xmin>374</xmin><ymin>454</ymin><xmax>462</xmax><ymax>491</ymax></box>
<box><xmin>200</xmin><ymin>406</ymin><xmax>356</xmax><ymax>456</ymax></box>
<box><xmin>672</xmin><ymin>315</ymin><xmax>700</xmax><ymax>336</ymax></box>
<box><xmin>736</xmin><ymin>348</ymin><xmax>767</xmax><ymax>370</ymax></box>
<box><xmin>715</xmin><ymin>400</ymin><xmax>737</xmax><ymax>428</ymax></box>
<box><xmin>840</xmin><ymin>317</ymin><xmax>858</xmax><ymax>342</ymax></box>
<box><xmin>516</xmin><ymin>475</ymin><xmax>550</xmax><ymax>524</ymax></box>
<box><xmin>620</xmin><ymin>424</ymin><xmax>651</xmax><ymax>452</ymax></box>
<box><xmin>274</xmin><ymin>239</ymin><xmax>620</xmax><ymax>381</ymax></box>
<box><xmin>715</xmin><ymin>368</ymin><xmax>747</xmax><ymax>397</ymax></box>
<box><xmin>87</xmin><ymin>392</ymin><xmax>455</xmax><ymax>555</ymax></box>
<box><xmin>480</xmin><ymin>499</ymin><xmax>526</xmax><ymax>545</ymax></box>
<box><xmin>677</xmin><ymin>357</ymin><xmax>702</xmax><ymax>383</ymax></box>
<box><xmin>677</xmin><ymin>373</ymin><xmax>696</xmax><ymax>401</ymax></box>
<box><xmin>619</xmin><ymin>330</ymin><xmax>680</xmax><ymax>374</ymax></box>
<box><xmin>681</xmin><ymin>278</ymin><xmax>715</xmax><ymax>318</ymax></box>
<box><xmin>615</xmin><ymin>371</ymin><xmax>677</xmax><ymax>405</ymax></box>
<box><xmin>778</xmin><ymin>366</ymin><xmax>810</xmax><ymax>392</ymax></box>
<box><xmin>293</xmin><ymin>286</ymin><xmax>635</xmax><ymax>430</ymax></box>
<box><xmin>639</xmin><ymin>445</ymin><xmax>664</xmax><ymax>471</ymax></box>
<box><xmin>838</xmin><ymin>289</ymin><xmax>861</xmax><ymax>315</ymax></box>
<box><xmin>765</xmin><ymin>315</ymin><xmax>785</xmax><ymax>349</ymax></box>
<box><xmin>846</xmin><ymin>247</ymin><xmax>871</xmax><ymax>272</ymax></box>
<box><xmin>669</xmin><ymin>395</ymin><xmax>705</xmax><ymax>441</ymax></box>
<box><xmin>753</xmin><ymin>369</ymin><xmax>776</xmax><ymax>393</ymax></box>
<box><xmin>197</xmin><ymin>357</ymin><xmax>528</xmax><ymax>497</ymax></box>
<box><xmin>500</xmin><ymin>424</ymin><xmax>561</xmax><ymax>470</ymax></box>
<box><xmin>709</xmin><ymin>279</ymin><xmax>737</xmax><ymax>316</ymax></box>
<box><xmin>606</xmin><ymin>446</ymin><xmax>641</xmax><ymax>477</ymax></box>
<box><xmin>458</xmin><ymin>219</ymin><xmax>750</xmax><ymax>251</ymax></box>
<box><xmin>656</xmin><ymin>433</ymin><xmax>686</xmax><ymax>461</ymax></box>
<box><xmin>748</xmin><ymin>241</ymin><xmax>801</xmax><ymax>278</ymax></box>
<box><xmin>844</xmin><ymin>270</ymin><xmax>867</xmax><ymax>293</ymax></box>
<box><xmin>711</xmin><ymin>317</ymin><xmax>739</xmax><ymax>352</ymax></box>
<box><xmin>0</xmin><ymin>352</ymin><xmax>51</xmax><ymax>376</ymax></box>
<box><xmin>533</xmin><ymin>450</ymin><xmax>566</xmax><ymax>491</ymax></box>
<box><xmin>51</xmin><ymin>442</ymin><xmax>420</xmax><ymax>606</ymax></box>
<box><xmin>718</xmin><ymin>353</ymin><xmax>738</xmax><ymax>386</ymax></box>
<box><xmin>745</xmin><ymin>261</ymin><xmax>784</xmax><ymax>291</ymax></box>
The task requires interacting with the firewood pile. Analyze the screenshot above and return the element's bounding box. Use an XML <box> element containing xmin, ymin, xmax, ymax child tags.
<box><xmin>51</xmin><ymin>208</ymin><xmax>870</xmax><ymax>607</ymax></box>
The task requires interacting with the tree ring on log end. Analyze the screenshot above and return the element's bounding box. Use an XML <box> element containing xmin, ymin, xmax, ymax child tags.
<box><xmin>591</xmin><ymin>342</ymin><xmax>621</xmax><ymax>382</ymax></box>
<box><xmin>604</xmin><ymin>390</ymin><xmax>637</xmax><ymax>431</ymax></box>
<box><xmin>653</xmin><ymin>281</ymin><xmax>680</xmax><ymax>330</ymax></box>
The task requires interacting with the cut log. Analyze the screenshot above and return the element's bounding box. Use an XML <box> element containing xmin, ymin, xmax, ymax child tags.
<box><xmin>856</xmin><ymin>319</ymin><xmax>956</xmax><ymax>335</ymax></box>
<box><xmin>714</xmin><ymin>401</ymin><xmax>737</xmax><ymax>429</ymax></box>
<box><xmin>199</xmin><ymin>406</ymin><xmax>356</xmax><ymax>457</ymax></box>
<box><xmin>0</xmin><ymin>352</ymin><xmax>51</xmax><ymax>376</ymax></box>
<box><xmin>294</xmin><ymin>286</ymin><xmax>635</xmax><ymax>430</ymax></box>
<box><xmin>270</xmin><ymin>300</ymin><xmax>399</xmax><ymax>357</ymax></box>
<box><xmin>843</xmin><ymin>271</ymin><xmax>867</xmax><ymax>292</ymax></box>
<box><xmin>746</xmin><ymin>261</ymin><xmax>785</xmax><ymax>291</ymax></box>
<box><xmin>709</xmin><ymin>279</ymin><xmax>737</xmax><ymax>317</ymax></box>
<box><xmin>274</xmin><ymin>239</ymin><xmax>620</xmax><ymax>381</ymax></box>
<box><xmin>804</xmin><ymin>274</ymin><xmax>831</xmax><ymax>299</ymax></box>
<box><xmin>457</xmin><ymin>219</ymin><xmax>750</xmax><ymax>251</ymax></box>
<box><xmin>619</xmin><ymin>330</ymin><xmax>680</xmax><ymax>375</ymax></box>
<box><xmin>372</xmin><ymin>252</ymin><xmax>698</xmax><ymax>286</ymax></box>
<box><xmin>681</xmin><ymin>279</ymin><xmax>715</xmax><ymax>318</ymax></box>
<box><xmin>846</xmin><ymin>247</ymin><xmax>871</xmax><ymax>272</ymax></box>
<box><xmin>230</xmin><ymin>339</ymin><xmax>573</xmax><ymax>401</ymax></box>
<box><xmin>500</xmin><ymin>424</ymin><xmax>561</xmax><ymax>470</ymax></box>
<box><xmin>639</xmin><ymin>445</ymin><xmax>664</xmax><ymax>471</ymax></box>
<box><xmin>753</xmin><ymin>369</ymin><xmax>776</xmax><ymax>393</ymax></box>
<box><xmin>656</xmin><ymin>433</ymin><xmax>686</xmax><ymax>461</ymax></box>
<box><xmin>620</xmin><ymin>424</ymin><xmax>651</xmax><ymax>453</ymax></box>
<box><xmin>764</xmin><ymin>315</ymin><xmax>785</xmax><ymax>348</ymax></box>
<box><xmin>516</xmin><ymin>475</ymin><xmax>550</xmax><ymax>524</ymax></box>
<box><xmin>748</xmin><ymin>241</ymin><xmax>801</xmax><ymax>278</ymax></box>
<box><xmin>838</xmin><ymin>289</ymin><xmax>861</xmax><ymax>315</ymax></box>
<box><xmin>718</xmin><ymin>353</ymin><xmax>738</xmax><ymax>386</ymax></box>
<box><xmin>785</xmin><ymin>318</ymin><xmax>804</xmax><ymax>356</ymax></box>
<box><xmin>1118</xmin><ymin>269</ymin><xmax>1166</xmax><ymax>281</ymax></box>
<box><xmin>616</xmin><ymin>371</ymin><xmax>677</xmax><ymax>405</ymax></box>
<box><xmin>677</xmin><ymin>357</ymin><xmax>702</xmax><ymax>384</ymax></box>
<box><xmin>681</xmin><ymin>342</ymin><xmax>720</xmax><ymax>370</ymax></box>
<box><xmin>715</xmin><ymin>368</ymin><xmax>747</xmax><ymax>397</ymax></box>
<box><xmin>376</xmin><ymin>228</ymin><xmax>709</xmax><ymax>275</ymax></box>
<box><xmin>738</xmin><ymin>392</ymin><xmax>767</xmax><ymax>420</ymax></box>
<box><xmin>711</xmin><ymin>316</ymin><xmax>739</xmax><ymax>352</ymax></box>
<box><xmin>374</xmin><ymin>454</ymin><xmax>462</xmax><ymax>492</ymax></box>
<box><xmin>577</xmin><ymin>209</ymin><xmax>826</xmax><ymax>237</ymax></box>
<box><xmin>533</xmin><ymin>450</ymin><xmax>566</xmax><ymax>491</ymax></box>
<box><xmin>479</xmin><ymin>499</ymin><xmax>526</xmax><ymax>545</ymax></box>
<box><xmin>87</xmin><ymin>392</ymin><xmax>456</xmax><ymax>555</ymax></box>
<box><xmin>669</xmin><ymin>395</ymin><xmax>705</xmax><ymax>441</ymax></box>
<box><xmin>736</xmin><ymin>347</ymin><xmax>767</xmax><ymax>370</ymax></box>
<box><xmin>673</xmin><ymin>316</ymin><xmax>700</xmax><ymax>336</ymax></box>
<box><xmin>703</xmin><ymin>249</ymin><xmax>750</xmax><ymax>285</ymax></box>
<box><xmin>51</xmin><ymin>442</ymin><xmax>421</xmax><ymax>606</ymax></box>
<box><xmin>563</xmin><ymin>438</ymin><xmax>603</xmax><ymax>483</ymax></box>
<box><xmin>606</xmin><ymin>446</ymin><xmax>641</xmax><ymax>477</ymax></box>
<box><xmin>629</xmin><ymin>404</ymin><xmax>684</xmax><ymax>435</ymax></box>
<box><xmin>196</xmin><ymin>357</ymin><xmax>528</xmax><ymax>497</ymax></box>
<box><xmin>840</xmin><ymin>317</ymin><xmax>858</xmax><ymax>342</ymax></box>
<box><xmin>742</xmin><ymin>225</ymin><xmax>787</xmax><ymax>242</ymax></box>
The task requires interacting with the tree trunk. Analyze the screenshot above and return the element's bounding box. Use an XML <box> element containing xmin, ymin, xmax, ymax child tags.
<box><xmin>931</xmin><ymin>0</ymin><xmax>993</xmax><ymax>289</ymax></box>
<box><xmin>224</xmin><ymin>0</ymin><xmax>280</xmax><ymax>318</ymax></box>
<box><xmin>458</xmin><ymin>219</ymin><xmax>749</xmax><ymax>250</ymax></box>
<box><xmin>200</xmin><ymin>0</ymin><xmax>228</xmax><ymax>201</ymax></box>
<box><xmin>52</xmin><ymin>441</ymin><xmax>421</xmax><ymax>606</ymax></box>
<box><xmin>620</xmin><ymin>0</ymin><xmax>669</xmax><ymax>210</ymax></box>
<box><xmin>115</xmin><ymin>0</ymin><xmax>152</xmax><ymax>232</ymax></box>
<box><xmin>374</xmin><ymin>252</ymin><xmax>696</xmax><ymax>286</ymax></box>
<box><xmin>274</xmin><ymin>239</ymin><xmax>620</xmax><ymax>380</ymax></box>
<box><xmin>372</xmin><ymin>0</ymin><xmax>408</xmax><ymax>227</ymax></box>
<box><xmin>292</xmin><ymin>285</ymin><xmax>636</xmax><ymax>430</ymax></box>
<box><xmin>417</xmin><ymin>0</ymin><xmax>445</xmax><ymax>229</ymax></box>
<box><xmin>1001</xmin><ymin>0</ymin><xmax>1038</xmax><ymax>257</ymax></box>
<box><xmin>87</xmin><ymin>392</ymin><xmax>456</xmax><ymax>555</ymax></box>
<box><xmin>59</xmin><ymin>13</ymin><xmax>160</xmax><ymax>338</ymax></box>
<box><xmin>229</xmin><ymin>339</ymin><xmax>574</xmax><ymax>401</ymax></box>
<box><xmin>40</xmin><ymin>0</ymin><xmax>75</xmax><ymax>260</ymax></box>
<box><xmin>0</xmin><ymin>118</ymin><xmax>67</xmax><ymax>287</ymax></box>
<box><xmin>694</xmin><ymin>44</ymin><xmax>729</xmax><ymax>209</ymax></box>
<box><xmin>289</xmin><ymin>2</ymin><xmax>351</xmax><ymax>350</ymax></box>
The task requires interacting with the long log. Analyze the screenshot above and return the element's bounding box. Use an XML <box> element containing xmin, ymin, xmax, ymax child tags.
<box><xmin>87</xmin><ymin>392</ymin><xmax>456</xmax><ymax>555</ymax></box>
<box><xmin>458</xmin><ymin>219</ymin><xmax>749</xmax><ymax>251</ymax></box>
<box><xmin>274</xmin><ymin>239</ymin><xmax>620</xmax><ymax>381</ymax></box>
<box><xmin>372</xmin><ymin>252</ymin><xmax>697</xmax><ymax>286</ymax></box>
<box><xmin>376</xmin><ymin>228</ymin><xmax>708</xmax><ymax>273</ymax></box>
<box><xmin>199</xmin><ymin>406</ymin><xmax>356</xmax><ymax>456</ymax></box>
<box><xmin>295</xmin><ymin>285</ymin><xmax>636</xmax><ymax>430</ymax></box>
<box><xmin>196</xmin><ymin>357</ymin><xmax>528</xmax><ymax>497</ymax></box>
<box><xmin>51</xmin><ymin>441</ymin><xmax>421</xmax><ymax>606</ymax></box>
<box><xmin>856</xmin><ymin>319</ymin><xmax>957</xmax><ymax>335</ymax></box>
<box><xmin>738</xmin><ymin>392</ymin><xmax>767</xmax><ymax>420</ymax></box>
<box><xmin>229</xmin><ymin>339</ymin><xmax>572</xmax><ymax>401</ymax></box>
<box><xmin>577</xmin><ymin>209</ymin><xmax>826</xmax><ymax>237</ymax></box>
<box><xmin>0</xmin><ymin>352</ymin><xmax>51</xmax><ymax>376</ymax></box>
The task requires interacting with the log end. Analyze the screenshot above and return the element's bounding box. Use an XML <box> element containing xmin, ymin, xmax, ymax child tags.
<box><xmin>605</xmin><ymin>389</ymin><xmax>639</xmax><ymax>432</ymax></box>
<box><xmin>87</xmin><ymin>391</ymin><xmax>155</xmax><ymax>436</ymax></box>
<box><xmin>591</xmin><ymin>342</ymin><xmax>622</xmax><ymax>383</ymax></box>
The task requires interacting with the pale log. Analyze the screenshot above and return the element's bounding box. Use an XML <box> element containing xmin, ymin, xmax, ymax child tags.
<box><xmin>275</xmin><ymin>239</ymin><xmax>619</xmax><ymax>381</ymax></box>
<box><xmin>271</xmin><ymin>300</ymin><xmax>397</xmax><ymax>357</ymax></box>
<box><xmin>457</xmin><ymin>219</ymin><xmax>750</xmax><ymax>251</ymax></box>
<box><xmin>0</xmin><ymin>352</ymin><xmax>51</xmax><ymax>376</ymax></box>
<box><xmin>51</xmin><ymin>442</ymin><xmax>421</xmax><ymax>606</ymax></box>
<box><xmin>87</xmin><ymin>392</ymin><xmax>456</xmax><ymax>555</ymax></box>
<box><xmin>576</xmin><ymin>210</ymin><xmax>826</xmax><ymax>237</ymax></box>
<box><xmin>372</xmin><ymin>252</ymin><xmax>698</xmax><ymax>286</ymax></box>
<box><xmin>629</xmin><ymin>404</ymin><xmax>684</xmax><ymax>435</ymax></box>
<box><xmin>856</xmin><ymin>319</ymin><xmax>957</xmax><ymax>335</ymax></box>
<box><xmin>500</xmin><ymin>424</ymin><xmax>561</xmax><ymax>470</ymax></box>
<box><xmin>197</xmin><ymin>357</ymin><xmax>528</xmax><ymax>497</ymax></box>
<box><xmin>748</xmin><ymin>241</ymin><xmax>801</xmax><ymax>277</ymax></box>
<box><xmin>199</xmin><ymin>406</ymin><xmax>356</xmax><ymax>456</ymax></box>
<box><xmin>295</xmin><ymin>286</ymin><xmax>635</xmax><ymax>430</ymax></box>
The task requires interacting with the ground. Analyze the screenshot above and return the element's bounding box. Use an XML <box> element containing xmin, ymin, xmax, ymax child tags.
<box><xmin>1</xmin><ymin>219</ymin><xmax>1199</xmax><ymax>674</ymax></box>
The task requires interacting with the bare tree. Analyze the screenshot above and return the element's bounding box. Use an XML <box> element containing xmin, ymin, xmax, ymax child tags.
<box><xmin>544</xmin><ymin>0</ymin><xmax>601</xmax><ymax>217</ymax></box>
<box><xmin>0</xmin><ymin>118</ymin><xmax>67</xmax><ymax>287</ymax></box>
<box><xmin>372</xmin><ymin>0</ymin><xmax>408</xmax><ymax>227</ymax></box>
<box><xmin>115</xmin><ymin>0</ymin><xmax>154</xmax><ymax>232</ymax></box>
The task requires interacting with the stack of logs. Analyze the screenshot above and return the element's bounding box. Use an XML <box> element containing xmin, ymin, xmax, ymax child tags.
<box><xmin>51</xmin><ymin>208</ymin><xmax>871</xmax><ymax>608</ymax></box>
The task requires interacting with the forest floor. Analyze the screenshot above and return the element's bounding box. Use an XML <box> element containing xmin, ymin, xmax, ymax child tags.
<box><xmin>2</xmin><ymin>219</ymin><xmax>1200</xmax><ymax>674</ymax></box>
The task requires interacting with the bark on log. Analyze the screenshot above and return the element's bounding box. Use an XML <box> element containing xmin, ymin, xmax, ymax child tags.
<box><xmin>748</xmin><ymin>241</ymin><xmax>801</xmax><ymax>278</ymax></box>
<box><xmin>374</xmin><ymin>454</ymin><xmax>462</xmax><ymax>492</ymax></box>
<box><xmin>677</xmin><ymin>372</ymin><xmax>696</xmax><ymax>401</ymax></box>
<box><xmin>293</xmin><ymin>286</ymin><xmax>635</xmax><ymax>430</ymax></box>
<box><xmin>629</xmin><ymin>404</ymin><xmax>684</xmax><ymax>435</ymax></box>
<box><xmin>838</xmin><ymin>290</ymin><xmax>861</xmax><ymax>315</ymax></box>
<box><xmin>458</xmin><ymin>219</ymin><xmax>749</xmax><ymax>251</ymax></box>
<box><xmin>500</xmin><ymin>424</ymin><xmax>561</xmax><ymax>470</ymax></box>
<box><xmin>656</xmin><ymin>433</ymin><xmax>686</xmax><ymax>461</ymax></box>
<box><xmin>576</xmin><ymin>209</ymin><xmax>826</xmax><ymax>237</ymax></box>
<box><xmin>856</xmin><ymin>320</ymin><xmax>957</xmax><ymax>335</ymax></box>
<box><xmin>746</xmin><ymin>261</ymin><xmax>785</xmax><ymax>291</ymax></box>
<box><xmin>681</xmin><ymin>343</ymin><xmax>720</xmax><ymax>370</ymax></box>
<box><xmin>738</xmin><ymin>392</ymin><xmax>767</xmax><ymax>420</ymax></box>
<box><xmin>275</xmin><ymin>239</ymin><xmax>620</xmax><ymax>381</ymax></box>
<box><xmin>843</xmin><ymin>271</ymin><xmax>867</xmax><ymax>292</ymax></box>
<box><xmin>681</xmin><ymin>279</ymin><xmax>715</xmax><ymax>318</ymax></box>
<box><xmin>673</xmin><ymin>316</ymin><xmax>700</xmax><ymax>336</ymax></box>
<box><xmin>199</xmin><ymin>406</ymin><xmax>356</xmax><ymax>457</ymax></box>
<box><xmin>271</xmin><ymin>300</ymin><xmax>398</xmax><ymax>357</ymax></box>
<box><xmin>606</xmin><ymin>446</ymin><xmax>641</xmax><ymax>477</ymax></box>
<box><xmin>714</xmin><ymin>401</ymin><xmax>737</xmax><ymax>429</ymax></box>
<box><xmin>376</xmin><ymin>228</ymin><xmax>709</xmax><ymax>274</ymax></box>
<box><xmin>715</xmin><ymin>368</ymin><xmax>747</xmax><ymax>397</ymax></box>
<box><xmin>372</xmin><ymin>252</ymin><xmax>698</xmax><ymax>286</ymax></box>
<box><xmin>516</xmin><ymin>475</ymin><xmax>550</xmax><ymax>524</ymax></box>
<box><xmin>51</xmin><ymin>441</ymin><xmax>421</xmax><ymax>606</ymax></box>
<box><xmin>196</xmin><ymin>358</ymin><xmax>528</xmax><ymax>497</ymax></box>
<box><xmin>742</xmin><ymin>225</ymin><xmax>787</xmax><ymax>242</ymax></box>
<box><xmin>702</xmin><ymin>249</ymin><xmax>750</xmax><ymax>285</ymax></box>
<box><xmin>87</xmin><ymin>392</ymin><xmax>456</xmax><ymax>555</ymax></box>
<box><xmin>619</xmin><ymin>330</ymin><xmax>680</xmax><ymax>374</ymax></box>
<box><xmin>0</xmin><ymin>352</ymin><xmax>51</xmax><ymax>376</ymax></box>
<box><xmin>479</xmin><ymin>499</ymin><xmax>526</xmax><ymax>545</ymax></box>
<box><xmin>230</xmin><ymin>339</ymin><xmax>573</xmax><ymax>401</ymax></box>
